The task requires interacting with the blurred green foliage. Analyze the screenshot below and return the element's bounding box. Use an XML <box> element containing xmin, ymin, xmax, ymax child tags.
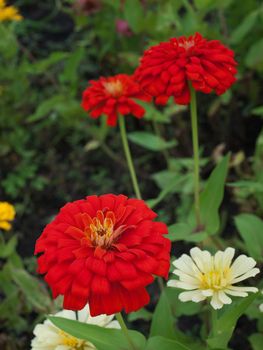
<box><xmin>0</xmin><ymin>0</ymin><xmax>263</xmax><ymax>349</ymax></box>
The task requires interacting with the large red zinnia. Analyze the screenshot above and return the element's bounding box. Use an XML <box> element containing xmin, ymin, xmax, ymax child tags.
<box><xmin>135</xmin><ymin>32</ymin><xmax>237</xmax><ymax>105</ymax></box>
<box><xmin>81</xmin><ymin>74</ymin><xmax>151</xmax><ymax>126</ymax></box>
<box><xmin>35</xmin><ymin>194</ymin><xmax>171</xmax><ymax>316</ymax></box>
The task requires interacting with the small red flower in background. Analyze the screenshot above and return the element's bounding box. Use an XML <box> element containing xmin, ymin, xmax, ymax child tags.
<box><xmin>35</xmin><ymin>194</ymin><xmax>171</xmax><ymax>316</ymax></box>
<box><xmin>81</xmin><ymin>74</ymin><xmax>151</xmax><ymax>126</ymax></box>
<box><xmin>135</xmin><ymin>32</ymin><xmax>237</xmax><ymax>105</ymax></box>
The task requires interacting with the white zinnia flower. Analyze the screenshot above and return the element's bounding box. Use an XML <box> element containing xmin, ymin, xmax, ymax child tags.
<box><xmin>167</xmin><ymin>247</ymin><xmax>260</xmax><ymax>310</ymax></box>
<box><xmin>31</xmin><ymin>304</ymin><xmax>120</xmax><ymax>350</ymax></box>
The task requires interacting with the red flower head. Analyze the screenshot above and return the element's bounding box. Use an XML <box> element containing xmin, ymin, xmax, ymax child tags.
<box><xmin>35</xmin><ymin>194</ymin><xmax>171</xmax><ymax>316</ymax></box>
<box><xmin>135</xmin><ymin>32</ymin><xmax>237</xmax><ymax>105</ymax></box>
<box><xmin>81</xmin><ymin>74</ymin><xmax>151</xmax><ymax>126</ymax></box>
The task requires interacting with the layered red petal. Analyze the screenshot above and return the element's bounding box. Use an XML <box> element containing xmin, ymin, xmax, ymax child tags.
<box><xmin>35</xmin><ymin>194</ymin><xmax>171</xmax><ymax>316</ymax></box>
<box><xmin>81</xmin><ymin>74</ymin><xmax>151</xmax><ymax>126</ymax></box>
<box><xmin>135</xmin><ymin>32</ymin><xmax>237</xmax><ymax>105</ymax></box>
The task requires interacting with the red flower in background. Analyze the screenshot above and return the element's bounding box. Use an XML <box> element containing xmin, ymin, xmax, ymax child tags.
<box><xmin>35</xmin><ymin>194</ymin><xmax>171</xmax><ymax>316</ymax></box>
<box><xmin>135</xmin><ymin>32</ymin><xmax>237</xmax><ymax>105</ymax></box>
<box><xmin>81</xmin><ymin>74</ymin><xmax>151</xmax><ymax>126</ymax></box>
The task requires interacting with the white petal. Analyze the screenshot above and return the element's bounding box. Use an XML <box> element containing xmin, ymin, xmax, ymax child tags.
<box><xmin>210</xmin><ymin>292</ymin><xmax>224</xmax><ymax>309</ymax></box>
<box><xmin>55</xmin><ymin>309</ymin><xmax>76</xmax><ymax>320</ymax></box>
<box><xmin>222</xmin><ymin>247</ymin><xmax>235</xmax><ymax>270</ymax></box>
<box><xmin>214</xmin><ymin>250</ymin><xmax>224</xmax><ymax>270</ymax></box>
<box><xmin>231</xmin><ymin>268</ymin><xmax>260</xmax><ymax>284</ymax></box>
<box><xmin>218</xmin><ymin>290</ymin><xmax>232</xmax><ymax>305</ymax></box>
<box><xmin>77</xmin><ymin>304</ymin><xmax>91</xmax><ymax>323</ymax></box>
<box><xmin>224</xmin><ymin>289</ymin><xmax>248</xmax><ymax>297</ymax></box>
<box><xmin>190</xmin><ymin>247</ymin><xmax>212</xmax><ymax>273</ymax></box>
<box><xmin>227</xmin><ymin>285</ymin><xmax>258</xmax><ymax>293</ymax></box>
<box><xmin>230</xmin><ymin>255</ymin><xmax>257</xmax><ymax>278</ymax></box>
<box><xmin>173</xmin><ymin>254</ymin><xmax>196</xmax><ymax>275</ymax></box>
<box><xmin>106</xmin><ymin>320</ymin><xmax>121</xmax><ymax>329</ymax></box>
<box><xmin>167</xmin><ymin>279</ymin><xmax>198</xmax><ymax>290</ymax></box>
<box><xmin>201</xmin><ymin>289</ymin><xmax>214</xmax><ymax>297</ymax></box>
<box><xmin>179</xmin><ymin>290</ymin><xmax>206</xmax><ymax>303</ymax></box>
<box><xmin>167</xmin><ymin>279</ymin><xmax>178</xmax><ymax>288</ymax></box>
<box><xmin>259</xmin><ymin>304</ymin><xmax>263</xmax><ymax>312</ymax></box>
<box><xmin>172</xmin><ymin>269</ymin><xmax>201</xmax><ymax>285</ymax></box>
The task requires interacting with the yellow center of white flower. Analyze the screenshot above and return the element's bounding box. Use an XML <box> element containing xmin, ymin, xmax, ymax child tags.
<box><xmin>103</xmin><ymin>80</ymin><xmax>123</xmax><ymax>97</ymax></box>
<box><xmin>200</xmin><ymin>267</ymin><xmax>231</xmax><ymax>290</ymax></box>
<box><xmin>59</xmin><ymin>330</ymin><xmax>85</xmax><ymax>349</ymax></box>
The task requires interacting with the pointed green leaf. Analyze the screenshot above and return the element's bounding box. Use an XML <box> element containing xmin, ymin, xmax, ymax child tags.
<box><xmin>234</xmin><ymin>214</ymin><xmax>263</xmax><ymax>261</ymax></box>
<box><xmin>207</xmin><ymin>293</ymin><xmax>259</xmax><ymax>348</ymax></box>
<box><xmin>189</xmin><ymin>154</ymin><xmax>230</xmax><ymax>234</ymax></box>
<box><xmin>150</xmin><ymin>291</ymin><xmax>174</xmax><ymax>338</ymax></box>
<box><xmin>128</xmin><ymin>132</ymin><xmax>176</xmax><ymax>152</ymax></box>
<box><xmin>49</xmin><ymin>316</ymin><xmax>146</xmax><ymax>350</ymax></box>
<box><xmin>11</xmin><ymin>267</ymin><xmax>51</xmax><ymax>311</ymax></box>
<box><xmin>145</xmin><ymin>336</ymin><xmax>204</xmax><ymax>350</ymax></box>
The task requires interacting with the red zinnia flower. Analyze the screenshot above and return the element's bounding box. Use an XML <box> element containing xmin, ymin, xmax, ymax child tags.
<box><xmin>35</xmin><ymin>194</ymin><xmax>171</xmax><ymax>316</ymax></box>
<box><xmin>81</xmin><ymin>74</ymin><xmax>151</xmax><ymax>126</ymax></box>
<box><xmin>135</xmin><ymin>32</ymin><xmax>237</xmax><ymax>105</ymax></box>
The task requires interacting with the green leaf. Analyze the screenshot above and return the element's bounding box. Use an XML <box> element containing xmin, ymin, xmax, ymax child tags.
<box><xmin>11</xmin><ymin>268</ymin><xmax>51</xmax><ymax>311</ymax></box>
<box><xmin>189</xmin><ymin>154</ymin><xmax>230</xmax><ymax>234</ymax></box>
<box><xmin>26</xmin><ymin>51</ymin><xmax>69</xmax><ymax>74</ymax></box>
<box><xmin>0</xmin><ymin>236</ymin><xmax>17</xmax><ymax>258</ymax></box>
<box><xmin>150</xmin><ymin>291</ymin><xmax>174</xmax><ymax>338</ymax></box>
<box><xmin>249</xmin><ymin>333</ymin><xmax>263</xmax><ymax>350</ymax></box>
<box><xmin>145</xmin><ymin>336</ymin><xmax>204</xmax><ymax>350</ymax></box>
<box><xmin>245</xmin><ymin>39</ymin><xmax>263</xmax><ymax>71</ymax></box>
<box><xmin>168</xmin><ymin>223</ymin><xmax>208</xmax><ymax>242</ymax></box>
<box><xmin>207</xmin><ymin>293</ymin><xmax>259</xmax><ymax>348</ymax></box>
<box><xmin>168</xmin><ymin>223</ymin><xmax>192</xmax><ymax>241</ymax></box>
<box><xmin>49</xmin><ymin>316</ymin><xmax>146</xmax><ymax>350</ymax></box>
<box><xmin>252</xmin><ymin>106</ymin><xmax>263</xmax><ymax>117</ymax></box>
<box><xmin>128</xmin><ymin>308</ymin><xmax>152</xmax><ymax>322</ymax></box>
<box><xmin>230</xmin><ymin>10</ymin><xmax>259</xmax><ymax>44</ymax></box>
<box><xmin>124</xmin><ymin>0</ymin><xmax>144</xmax><ymax>33</ymax></box>
<box><xmin>128</xmin><ymin>132</ymin><xmax>176</xmax><ymax>152</ymax></box>
<box><xmin>27</xmin><ymin>95</ymin><xmax>67</xmax><ymax>122</ymax></box>
<box><xmin>234</xmin><ymin>214</ymin><xmax>263</xmax><ymax>261</ymax></box>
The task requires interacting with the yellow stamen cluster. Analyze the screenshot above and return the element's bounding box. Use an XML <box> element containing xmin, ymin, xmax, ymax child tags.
<box><xmin>59</xmin><ymin>330</ymin><xmax>85</xmax><ymax>349</ymax></box>
<box><xmin>0</xmin><ymin>0</ymin><xmax>22</xmax><ymax>22</ymax></box>
<box><xmin>84</xmin><ymin>210</ymin><xmax>128</xmax><ymax>249</ymax></box>
<box><xmin>89</xmin><ymin>210</ymin><xmax>115</xmax><ymax>248</ymax></box>
<box><xmin>103</xmin><ymin>80</ymin><xmax>123</xmax><ymax>97</ymax></box>
<box><xmin>200</xmin><ymin>267</ymin><xmax>231</xmax><ymax>290</ymax></box>
<box><xmin>0</xmin><ymin>201</ymin><xmax>15</xmax><ymax>231</ymax></box>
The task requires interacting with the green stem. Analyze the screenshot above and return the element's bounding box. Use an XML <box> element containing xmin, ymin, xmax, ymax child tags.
<box><xmin>189</xmin><ymin>84</ymin><xmax>201</xmax><ymax>227</ymax></box>
<box><xmin>119</xmin><ymin>117</ymin><xmax>142</xmax><ymax>199</ymax></box>
<box><xmin>116</xmin><ymin>313</ymin><xmax>136</xmax><ymax>350</ymax></box>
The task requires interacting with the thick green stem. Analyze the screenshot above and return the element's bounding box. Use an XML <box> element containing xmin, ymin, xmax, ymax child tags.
<box><xmin>189</xmin><ymin>84</ymin><xmax>201</xmax><ymax>227</ymax></box>
<box><xmin>116</xmin><ymin>313</ymin><xmax>136</xmax><ymax>350</ymax></box>
<box><xmin>119</xmin><ymin>117</ymin><xmax>142</xmax><ymax>199</ymax></box>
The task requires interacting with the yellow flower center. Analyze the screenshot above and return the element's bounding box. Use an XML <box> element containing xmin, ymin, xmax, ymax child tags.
<box><xmin>59</xmin><ymin>330</ymin><xmax>85</xmax><ymax>349</ymax></box>
<box><xmin>103</xmin><ymin>80</ymin><xmax>123</xmax><ymax>97</ymax></box>
<box><xmin>200</xmin><ymin>267</ymin><xmax>231</xmax><ymax>290</ymax></box>
<box><xmin>0</xmin><ymin>202</ymin><xmax>16</xmax><ymax>231</ymax></box>
<box><xmin>84</xmin><ymin>210</ymin><xmax>130</xmax><ymax>249</ymax></box>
